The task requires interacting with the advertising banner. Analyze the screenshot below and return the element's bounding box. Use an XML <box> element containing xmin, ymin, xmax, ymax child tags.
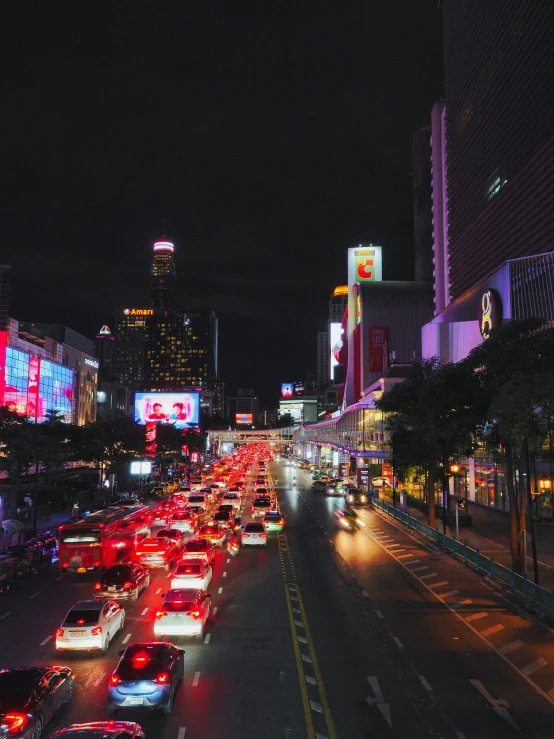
<box><xmin>135</xmin><ymin>392</ymin><xmax>200</xmax><ymax>428</ymax></box>
<box><xmin>353</xmin><ymin>246</ymin><xmax>383</xmax><ymax>283</ymax></box>
<box><xmin>293</xmin><ymin>381</ymin><xmax>305</xmax><ymax>396</ymax></box>
<box><xmin>330</xmin><ymin>323</ymin><xmax>343</xmax><ymax>378</ymax></box>
<box><xmin>281</xmin><ymin>383</ymin><xmax>294</xmax><ymax>398</ymax></box>
<box><xmin>145</xmin><ymin>422</ymin><xmax>157</xmax><ymax>458</ymax></box>
<box><xmin>236</xmin><ymin>413</ymin><xmax>253</xmax><ymax>425</ymax></box>
<box><xmin>27</xmin><ymin>355</ymin><xmax>40</xmax><ymax>421</ymax></box>
<box><xmin>369</xmin><ymin>327</ymin><xmax>388</xmax><ymax>373</ymax></box>
<box><xmin>130</xmin><ymin>461</ymin><xmax>152</xmax><ymax>475</ymax></box>
<box><xmin>0</xmin><ymin>330</ymin><xmax>6</xmax><ymax>406</ymax></box>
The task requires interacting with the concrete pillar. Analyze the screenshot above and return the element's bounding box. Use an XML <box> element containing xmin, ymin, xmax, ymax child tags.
<box><xmin>468</xmin><ymin>457</ymin><xmax>476</xmax><ymax>502</ymax></box>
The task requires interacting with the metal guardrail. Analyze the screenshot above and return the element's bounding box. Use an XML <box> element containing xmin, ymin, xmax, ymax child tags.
<box><xmin>373</xmin><ymin>498</ymin><xmax>554</xmax><ymax>616</ymax></box>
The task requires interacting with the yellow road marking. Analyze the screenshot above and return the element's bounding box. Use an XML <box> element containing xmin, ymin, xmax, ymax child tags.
<box><xmin>285</xmin><ymin>586</ymin><xmax>315</xmax><ymax>739</ymax></box>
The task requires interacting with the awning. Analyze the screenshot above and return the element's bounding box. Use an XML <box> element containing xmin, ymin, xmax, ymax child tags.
<box><xmin>1</xmin><ymin>519</ymin><xmax>26</xmax><ymax>535</ymax></box>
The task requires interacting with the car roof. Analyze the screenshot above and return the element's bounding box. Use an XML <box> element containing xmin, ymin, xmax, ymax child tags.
<box><xmin>70</xmin><ymin>600</ymin><xmax>104</xmax><ymax>610</ymax></box>
<box><xmin>165</xmin><ymin>587</ymin><xmax>201</xmax><ymax>599</ymax></box>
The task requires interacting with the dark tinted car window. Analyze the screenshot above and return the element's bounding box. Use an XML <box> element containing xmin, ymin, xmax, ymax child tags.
<box><xmin>163</xmin><ymin>600</ymin><xmax>194</xmax><ymax>612</ymax></box>
<box><xmin>118</xmin><ymin>645</ymin><xmax>166</xmax><ymax>680</ymax></box>
<box><xmin>244</xmin><ymin>523</ymin><xmax>265</xmax><ymax>533</ymax></box>
<box><xmin>176</xmin><ymin>562</ymin><xmax>202</xmax><ymax>575</ymax></box>
<box><xmin>64</xmin><ymin>609</ymin><xmax>101</xmax><ymax>625</ymax></box>
<box><xmin>104</xmin><ymin>565</ymin><xmax>133</xmax><ymax>583</ymax></box>
<box><xmin>0</xmin><ymin>669</ymin><xmax>44</xmax><ymax>710</ymax></box>
<box><xmin>185</xmin><ymin>540</ymin><xmax>209</xmax><ymax>551</ymax></box>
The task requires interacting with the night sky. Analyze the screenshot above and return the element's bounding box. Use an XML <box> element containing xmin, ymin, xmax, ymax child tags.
<box><xmin>2</xmin><ymin>2</ymin><xmax>443</xmax><ymax>407</ymax></box>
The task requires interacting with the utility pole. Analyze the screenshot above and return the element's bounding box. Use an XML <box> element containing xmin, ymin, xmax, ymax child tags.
<box><xmin>524</xmin><ymin>437</ymin><xmax>539</xmax><ymax>585</ymax></box>
<box><xmin>392</xmin><ymin>431</ymin><xmax>396</xmax><ymax>508</ymax></box>
<box><xmin>442</xmin><ymin>441</ymin><xmax>448</xmax><ymax>535</ymax></box>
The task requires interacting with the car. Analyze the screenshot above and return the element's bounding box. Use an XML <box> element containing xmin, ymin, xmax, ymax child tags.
<box><xmin>223</xmin><ymin>491</ymin><xmax>241</xmax><ymax>504</ymax></box>
<box><xmin>135</xmin><ymin>537</ymin><xmax>178</xmax><ymax>571</ymax></box>
<box><xmin>325</xmin><ymin>482</ymin><xmax>345</xmax><ymax>496</ymax></box>
<box><xmin>263</xmin><ymin>511</ymin><xmax>284</xmax><ymax>532</ymax></box>
<box><xmin>94</xmin><ymin>563</ymin><xmax>150</xmax><ymax>602</ymax></box>
<box><xmin>168</xmin><ymin>492</ymin><xmax>187</xmax><ymax>506</ymax></box>
<box><xmin>199</xmin><ymin>488</ymin><xmax>216</xmax><ymax>503</ymax></box>
<box><xmin>190</xmin><ymin>479</ymin><xmax>203</xmax><ymax>491</ymax></box>
<box><xmin>170</xmin><ymin>558</ymin><xmax>212</xmax><ymax>590</ymax></box>
<box><xmin>251</xmin><ymin>496</ymin><xmax>272</xmax><ymax>518</ymax></box>
<box><xmin>197</xmin><ymin>524</ymin><xmax>227</xmax><ymax>546</ymax></box>
<box><xmin>55</xmin><ymin>600</ymin><xmax>124</xmax><ymax>652</ymax></box>
<box><xmin>213</xmin><ymin>510</ymin><xmax>235</xmax><ymax>529</ymax></box>
<box><xmin>0</xmin><ymin>666</ymin><xmax>74</xmax><ymax>739</ymax></box>
<box><xmin>345</xmin><ymin>487</ymin><xmax>369</xmax><ymax>505</ymax></box>
<box><xmin>254</xmin><ymin>486</ymin><xmax>270</xmax><ymax>495</ymax></box>
<box><xmin>49</xmin><ymin>721</ymin><xmax>146</xmax><ymax>738</ymax></box>
<box><xmin>187</xmin><ymin>493</ymin><xmax>208</xmax><ymax>510</ymax></box>
<box><xmin>156</xmin><ymin>528</ymin><xmax>187</xmax><ymax>549</ymax></box>
<box><xmin>217</xmin><ymin>502</ymin><xmax>237</xmax><ymax>516</ymax></box>
<box><xmin>371</xmin><ymin>477</ymin><xmax>391</xmax><ymax>489</ymax></box>
<box><xmin>182</xmin><ymin>538</ymin><xmax>216</xmax><ymax>564</ymax></box>
<box><xmin>311</xmin><ymin>480</ymin><xmax>327</xmax><ymax>492</ymax></box>
<box><xmin>170</xmin><ymin>508</ymin><xmax>199</xmax><ymax>533</ymax></box>
<box><xmin>108</xmin><ymin>641</ymin><xmax>185</xmax><ymax>715</ymax></box>
<box><xmin>240</xmin><ymin>522</ymin><xmax>267</xmax><ymax>547</ymax></box>
<box><xmin>154</xmin><ymin>588</ymin><xmax>212</xmax><ymax>641</ymax></box>
<box><xmin>151</xmin><ymin>506</ymin><xmax>171</xmax><ymax>526</ymax></box>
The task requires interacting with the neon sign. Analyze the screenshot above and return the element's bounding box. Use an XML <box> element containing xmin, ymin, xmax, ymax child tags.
<box><xmin>123</xmin><ymin>308</ymin><xmax>154</xmax><ymax>316</ymax></box>
<box><xmin>480</xmin><ymin>289</ymin><xmax>501</xmax><ymax>339</ymax></box>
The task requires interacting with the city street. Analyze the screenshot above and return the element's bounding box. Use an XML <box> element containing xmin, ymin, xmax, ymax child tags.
<box><xmin>3</xmin><ymin>462</ymin><xmax>554</xmax><ymax>738</ymax></box>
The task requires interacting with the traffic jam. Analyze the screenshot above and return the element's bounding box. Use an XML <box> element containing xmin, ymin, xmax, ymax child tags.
<box><xmin>0</xmin><ymin>444</ymin><xmax>282</xmax><ymax>739</ymax></box>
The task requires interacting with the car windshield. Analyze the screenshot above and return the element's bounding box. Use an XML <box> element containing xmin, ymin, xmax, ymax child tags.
<box><xmin>185</xmin><ymin>540</ymin><xmax>209</xmax><ymax>551</ymax></box>
<box><xmin>245</xmin><ymin>523</ymin><xmax>265</xmax><ymax>532</ymax></box>
<box><xmin>158</xmin><ymin>530</ymin><xmax>179</xmax><ymax>538</ymax></box>
<box><xmin>175</xmin><ymin>562</ymin><xmax>202</xmax><ymax>575</ymax></box>
<box><xmin>264</xmin><ymin>513</ymin><xmax>281</xmax><ymax>521</ymax></box>
<box><xmin>60</xmin><ymin>528</ymin><xmax>101</xmax><ymax>543</ymax></box>
<box><xmin>188</xmin><ymin>496</ymin><xmax>205</xmax><ymax>503</ymax></box>
<box><xmin>104</xmin><ymin>565</ymin><xmax>132</xmax><ymax>583</ymax></box>
<box><xmin>64</xmin><ymin>608</ymin><xmax>101</xmax><ymax>625</ymax></box>
<box><xmin>254</xmin><ymin>499</ymin><xmax>270</xmax><ymax>506</ymax></box>
<box><xmin>0</xmin><ymin>669</ymin><xmax>44</xmax><ymax>710</ymax></box>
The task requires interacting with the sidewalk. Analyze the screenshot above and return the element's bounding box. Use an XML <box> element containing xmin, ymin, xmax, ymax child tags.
<box><xmin>381</xmin><ymin>493</ymin><xmax>554</xmax><ymax>591</ymax></box>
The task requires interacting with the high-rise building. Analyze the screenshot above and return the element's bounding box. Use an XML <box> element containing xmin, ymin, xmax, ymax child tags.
<box><xmin>151</xmin><ymin>240</ymin><xmax>176</xmax><ymax>310</ymax></box>
<box><xmin>443</xmin><ymin>0</ymin><xmax>554</xmax><ymax>300</ymax></box>
<box><xmin>329</xmin><ymin>286</ymin><xmax>348</xmax><ymax>324</ymax></box>
<box><xmin>412</xmin><ymin>127</ymin><xmax>433</xmax><ymax>283</ymax></box>
<box><xmin>115</xmin><ymin>307</ymin><xmax>152</xmax><ymax>389</ymax></box>
<box><xmin>316</xmin><ymin>332</ymin><xmax>330</xmax><ymax>391</ymax></box>
<box><xmin>0</xmin><ymin>265</ymin><xmax>10</xmax><ymax>334</ymax></box>
<box><xmin>95</xmin><ymin>325</ymin><xmax>116</xmax><ymax>379</ymax></box>
<box><xmin>95</xmin><ymin>324</ymin><xmax>132</xmax><ymax>422</ymax></box>
<box><xmin>233</xmin><ymin>388</ymin><xmax>259</xmax><ymax>426</ymax></box>
<box><xmin>430</xmin><ymin>102</ymin><xmax>449</xmax><ymax>315</ymax></box>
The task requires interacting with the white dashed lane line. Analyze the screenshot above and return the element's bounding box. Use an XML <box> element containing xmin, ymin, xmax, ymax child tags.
<box><xmin>141</xmin><ymin>607</ymin><xmax>149</xmax><ymax>616</ymax></box>
<box><xmin>192</xmin><ymin>671</ymin><xmax>201</xmax><ymax>686</ymax></box>
<box><xmin>122</xmin><ymin>633</ymin><xmax>132</xmax><ymax>644</ymax></box>
<box><xmin>418</xmin><ymin>675</ymin><xmax>433</xmax><ymax>691</ymax></box>
<box><xmin>218</xmin><ymin>587</ymin><xmax>223</xmax><ymax>594</ymax></box>
<box><xmin>212</xmin><ymin>606</ymin><xmax>218</xmax><ymax>615</ymax></box>
<box><xmin>480</xmin><ymin>624</ymin><xmax>504</xmax><ymax>637</ymax></box>
<box><xmin>419</xmin><ymin>573</ymin><xmax>438</xmax><ymax>580</ymax></box>
<box><xmin>522</xmin><ymin>658</ymin><xmax>548</xmax><ymax>677</ymax></box>
<box><xmin>204</xmin><ymin>633</ymin><xmax>211</xmax><ymax>644</ymax></box>
<box><xmin>428</xmin><ymin>580</ymin><xmax>449</xmax><ymax>589</ymax></box>
<box><xmin>500</xmin><ymin>640</ymin><xmax>524</xmax><ymax>655</ymax></box>
<box><xmin>40</xmin><ymin>635</ymin><xmax>52</xmax><ymax>646</ymax></box>
<box><xmin>0</xmin><ymin>612</ymin><xmax>11</xmax><ymax>620</ymax></box>
<box><xmin>466</xmin><ymin>612</ymin><xmax>488</xmax><ymax>623</ymax></box>
<box><xmin>29</xmin><ymin>592</ymin><xmax>40</xmax><ymax>599</ymax></box>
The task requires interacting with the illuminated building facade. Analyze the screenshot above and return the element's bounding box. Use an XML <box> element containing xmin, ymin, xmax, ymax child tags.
<box><xmin>151</xmin><ymin>240</ymin><xmax>176</xmax><ymax>311</ymax></box>
<box><xmin>115</xmin><ymin>308</ymin><xmax>152</xmax><ymax>389</ymax></box>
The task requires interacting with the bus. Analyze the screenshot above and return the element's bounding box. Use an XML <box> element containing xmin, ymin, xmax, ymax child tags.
<box><xmin>58</xmin><ymin>505</ymin><xmax>152</xmax><ymax>572</ymax></box>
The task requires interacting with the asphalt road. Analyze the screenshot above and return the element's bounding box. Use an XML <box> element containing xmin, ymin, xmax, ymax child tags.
<box><xmin>3</xmin><ymin>460</ymin><xmax>554</xmax><ymax>738</ymax></box>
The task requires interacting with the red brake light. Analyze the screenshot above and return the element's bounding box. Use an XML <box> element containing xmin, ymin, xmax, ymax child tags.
<box><xmin>133</xmin><ymin>653</ymin><xmax>148</xmax><ymax>666</ymax></box>
<box><xmin>123</xmin><ymin>581</ymin><xmax>132</xmax><ymax>589</ymax></box>
<box><xmin>174</xmin><ymin>600</ymin><xmax>183</xmax><ymax>604</ymax></box>
<box><xmin>3</xmin><ymin>713</ymin><xmax>27</xmax><ymax>733</ymax></box>
<box><xmin>55</xmin><ymin>628</ymin><xmax>64</xmax><ymax>637</ymax></box>
<box><xmin>76</xmin><ymin>619</ymin><xmax>85</xmax><ymax>625</ymax></box>
<box><xmin>156</xmin><ymin>672</ymin><xmax>170</xmax><ymax>684</ymax></box>
<box><xmin>189</xmin><ymin>610</ymin><xmax>200</xmax><ymax>618</ymax></box>
<box><xmin>94</xmin><ymin>582</ymin><xmax>102</xmax><ymax>591</ymax></box>
<box><xmin>156</xmin><ymin>610</ymin><xmax>167</xmax><ymax>618</ymax></box>
<box><xmin>91</xmin><ymin>626</ymin><xmax>102</xmax><ymax>636</ymax></box>
<box><xmin>110</xmin><ymin>674</ymin><xmax>120</xmax><ymax>686</ymax></box>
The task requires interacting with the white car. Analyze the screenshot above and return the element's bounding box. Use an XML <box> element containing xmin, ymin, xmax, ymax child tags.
<box><xmin>223</xmin><ymin>491</ymin><xmax>241</xmax><ymax>504</ymax></box>
<box><xmin>154</xmin><ymin>588</ymin><xmax>212</xmax><ymax>640</ymax></box>
<box><xmin>55</xmin><ymin>600</ymin><xmax>124</xmax><ymax>652</ymax></box>
<box><xmin>171</xmin><ymin>559</ymin><xmax>212</xmax><ymax>590</ymax></box>
<box><xmin>240</xmin><ymin>522</ymin><xmax>268</xmax><ymax>547</ymax></box>
<box><xmin>187</xmin><ymin>493</ymin><xmax>207</xmax><ymax>510</ymax></box>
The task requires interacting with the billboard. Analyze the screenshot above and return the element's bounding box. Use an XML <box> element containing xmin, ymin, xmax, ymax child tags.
<box><xmin>130</xmin><ymin>461</ymin><xmax>152</xmax><ymax>475</ymax></box>
<box><xmin>293</xmin><ymin>381</ymin><xmax>305</xmax><ymax>397</ymax></box>
<box><xmin>236</xmin><ymin>413</ymin><xmax>253</xmax><ymax>425</ymax></box>
<box><xmin>330</xmin><ymin>322</ymin><xmax>343</xmax><ymax>378</ymax></box>
<box><xmin>135</xmin><ymin>392</ymin><xmax>200</xmax><ymax>428</ymax></box>
<box><xmin>279</xmin><ymin>404</ymin><xmax>302</xmax><ymax>423</ymax></box>
<box><xmin>281</xmin><ymin>383</ymin><xmax>294</xmax><ymax>398</ymax></box>
<box><xmin>369</xmin><ymin>327</ymin><xmax>388</xmax><ymax>373</ymax></box>
<box><xmin>352</xmin><ymin>245</ymin><xmax>383</xmax><ymax>283</ymax></box>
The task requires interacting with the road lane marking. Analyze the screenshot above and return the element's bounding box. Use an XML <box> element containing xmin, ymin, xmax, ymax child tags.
<box><xmin>204</xmin><ymin>633</ymin><xmax>211</xmax><ymax>644</ymax></box>
<box><xmin>451</xmin><ymin>599</ymin><xmax>473</xmax><ymax>607</ymax></box>
<box><xmin>223</xmin><ymin>571</ymin><xmax>227</xmax><ymax>578</ymax></box>
<box><xmin>392</xmin><ymin>636</ymin><xmax>403</xmax><ymax>649</ymax></box>
<box><xmin>306</xmin><ymin>675</ymin><xmax>317</xmax><ymax>685</ymax></box>
<box><xmin>156</xmin><ymin>588</ymin><xmax>162</xmax><ymax>595</ymax></box>
<box><xmin>40</xmin><ymin>635</ymin><xmax>52</xmax><ymax>646</ymax></box>
<box><xmin>466</xmin><ymin>612</ymin><xmax>488</xmax><ymax>622</ymax></box>
<box><xmin>391</xmin><ymin>548</ymin><xmax>406</xmax><ymax>552</ymax></box>
<box><xmin>375</xmin><ymin>610</ymin><xmax>384</xmax><ymax>619</ymax></box>
<box><xmin>419</xmin><ymin>573</ymin><xmax>438</xmax><ymax>580</ymax></box>
<box><xmin>411</xmin><ymin>566</ymin><xmax>428</xmax><ymax>572</ymax></box>
<box><xmin>366</xmin><ymin>675</ymin><xmax>392</xmax><ymax>729</ymax></box>
<box><xmin>29</xmin><ymin>592</ymin><xmax>40</xmax><ymax>599</ymax></box>
<box><xmin>302</xmin><ymin>653</ymin><xmax>312</xmax><ymax>663</ymax></box>
<box><xmin>212</xmin><ymin>606</ymin><xmax>218</xmax><ymax>615</ymax></box>
<box><xmin>141</xmin><ymin>607</ymin><xmax>149</xmax><ymax>615</ymax></box>
<box><xmin>293</xmin><ymin>607</ymin><xmax>301</xmax><ymax>613</ymax></box>
<box><xmin>310</xmin><ymin>701</ymin><xmax>323</xmax><ymax>713</ymax></box>
<box><xmin>192</xmin><ymin>672</ymin><xmax>200</xmax><ymax>686</ymax></box>
<box><xmin>418</xmin><ymin>675</ymin><xmax>433</xmax><ymax>691</ymax></box>
<box><xmin>440</xmin><ymin>590</ymin><xmax>460</xmax><ymax>598</ymax></box>
<box><xmin>93</xmin><ymin>672</ymin><xmax>106</xmax><ymax>687</ymax></box>
<box><xmin>177</xmin><ymin>728</ymin><xmax>187</xmax><ymax>739</ymax></box>
<box><xmin>295</xmin><ymin>620</ymin><xmax>304</xmax><ymax>627</ymax></box>
<box><xmin>405</xmin><ymin>559</ymin><xmax>421</xmax><ymax>565</ymax></box>
<box><xmin>469</xmin><ymin>679</ymin><xmax>521</xmax><ymax>732</ymax></box>
<box><xmin>55</xmin><ymin>575</ymin><xmax>63</xmax><ymax>581</ymax></box>
<box><xmin>480</xmin><ymin>624</ymin><xmax>505</xmax><ymax>637</ymax></box>
<box><xmin>226</xmin><ymin>558</ymin><xmax>230</xmax><ymax>563</ymax></box>
<box><xmin>384</xmin><ymin>543</ymin><xmax>401</xmax><ymax>548</ymax></box>
<box><xmin>298</xmin><ymin>635</ymin><xmax>308</xmax><ymax>643</ymax></box>
<box><xmin>0</xmin><ymin>612</ymin><xmax>11</xmax><ymax>620</ymax></box>
<box><xmin>499</xmin><ymin>639</ymin><xmax>524</xmax><ymax>655</ymax></box>
<box><xmin>218</xmin><ymin>587</ymin><xmax>223</xmax><ymax>594</ymax></box>
<box><xmin>428</xmin><ymin>580</ymin><xmax>449</xmax><ymax>589</ymax></box>
<box><xmin>522</xmin><ymin>657</ymin><xmax>547</xmax><ymax>676</ymax></box>
<box><xmin>122</xmin><ymin>633</ymin><xmax>132</xmax><ymax>644</ymax></box>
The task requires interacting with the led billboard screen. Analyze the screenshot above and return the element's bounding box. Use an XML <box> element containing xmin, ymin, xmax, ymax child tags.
<box><xmin>293</xmin><ymin>381</ymin><xmax>305</xmax><ymax>396</ymax></box>
<box><xmin>281</xmin><ymin>383</ymin><xmax>293</xmax><ymax>398</ymax></box>
<box><xmin>330</xmin><ymin>322</ymin><xmax>343</xmax><ymax>378</ymax></box>
<box><xmin>279</xmin><ymin>404</ymin><xmax>302</xmax><ymax>423</ymax></box>
<box><xmin>134</xmin><ymin>392</ymin><xmax>200</xmax><ymax>428</ymax></box>
<box><xmin>130</xmin><ymin>461</ymin><xmax>152</xmax><ymax>475</ymax></box>
<box><xmin>236</xmin><ymin>413</ymin><xmax>253</xmax><ymax>424</ymax></box>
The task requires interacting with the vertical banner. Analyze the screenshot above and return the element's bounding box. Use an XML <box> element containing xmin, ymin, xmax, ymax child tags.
<box><xmin>0</xmin><ymin>330</ymin><xmax>7</xmax><ymax>407</ymax></box>
<box><xmin>27</xmin><ymin>355</ymin><xmax>41</xmax><ymax>421</ymax></box>
<box><xmin>145</xmin><ymin>422</ymin><xmax>157</xmax><ymax>458</ymax></box>
<box><xmin>369</xmin><ymin>327</ymin><xmax>388</xmax><ymax>373</ymax></box>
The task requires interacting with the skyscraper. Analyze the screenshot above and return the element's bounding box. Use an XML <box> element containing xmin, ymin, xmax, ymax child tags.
<box><xmin>443</xmin><ymin>0</ymin><xmax>554</xmax><ymax>300</ymax></box>
<box><xmin>412</xmin><ymin>127</ymin><xmax>433</xmax><ymax>283</ymax></box>
<box><xmin>151</xmin><ymin>240</ymin><xmax>176</xmax><ymax>310</ymax></box>
<box><xmin>115</xmin><ymin>307</ymin><xmax>152</xmax><ymax>389</ymax></box>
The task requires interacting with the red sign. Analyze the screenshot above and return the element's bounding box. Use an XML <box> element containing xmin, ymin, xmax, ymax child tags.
<box><xmin>0</xmin><ymin>330</ymin><xmax>7</xmax><ymax>405</ymax></box>
<box><xmin>181</xmin><ymin>444</ymin><xmax>189</xmax><ymax>456</ymax></box>
<box><xmin>191</xmin><ymin>452</ymin><xmax>199</xmax><ymax>463</ymax></box>
<box><xmin>27</xmin><ymin>355</ymin><xmax>41</xmax><ymax>421</ymax></box>
<box><xmin>369</xmin><ymin>327</ymin><xmax>388</xmax><ymax>373</ymax></box>
<box><xmin>145</xmin><ymin>422</ymin><xmax>157</xmax><ymax>458</ymax></box>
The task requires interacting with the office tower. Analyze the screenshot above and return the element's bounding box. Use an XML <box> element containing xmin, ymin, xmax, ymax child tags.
<box><xmin>0</xmin><ymin>265</ymin><xmax>10</xmax><ymax>334</ymax></box>
<box><xmin>412</xmin><ymin>127</ymin><xmax>433</xmax><ymax>283</ymax></box>
<box><xmin>443</xmin><ymin>0</ymin><xmax>554</xmax><ymax>300</ymax></box>
<box><xmin>329</xmin><ymin>286</ymin><xmax>348</xmax><ymax>324</ymax></box>
<box><xmin>151</xmin><ymin>240</ymin><xmax>176</xmax><ymax>310</ymax></box>
<box><xmin>430</xmin><ymin>102</ymin><xmax>449</xmax><ymax>314</ymax></box>
<box><xmin>95</xmin><ymin>325</ymin><xmax>116</xmax><ymax>379</ymax></box>
<box><xmin>115</xmin><ymin>307</ymin><xmax>152</xmax><ymax>389</ymax></box>
<box><xmin>317</xmin><ymin>331</ymin><xmax>330</xmax><ymax>390</ymax></box>
<box><xmin>234</xmin><ymin>389</ymin><xmax>259</xmax><ymax>426</ymax></box>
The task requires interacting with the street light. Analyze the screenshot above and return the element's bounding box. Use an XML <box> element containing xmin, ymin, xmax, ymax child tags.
<box><xmin>450</xmin><ymin>463</ymin><xmax>460</xmax><ymax>475</ymax></box>
<box><xmin>537</xmin><ymin>474</ymin><xmax>551</xmax><ymax>520</ymax></box>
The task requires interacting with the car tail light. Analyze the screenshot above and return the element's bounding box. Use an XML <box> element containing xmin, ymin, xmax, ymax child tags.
<box><xmin>110</xmin><ymin>674</ymin><xmax>121</xmax><ymax>686</ymax></box>
<box><xmin>3</xmin><ymin>713</ymin><xmax>27</xmax><ymax>733</ymax></box>
<box><xmin>156</xmin><ymin>672</ymin><xmax>170</xmax><ymax>684</ymax></box>
<box><xmin>189</xmin><ymin>610</ymin><xmax>200</xmax><ymax>619</ymax></box>
<box><xmin>156</xmin><ymin>610</ymin><xmax>167</xmax><ymax>618</ymax></box>
<box><xmin>94</xmin><ymin>582</ymin><xmax>102</xmax><ymax>591</ymax></box>
<box><xmin>91</xmin><ymin>626</ymin><xmax>102</xmax><ymax>636</ymax></box>
<box><xmin>55</xmin><ymin>628</ymin><xmax>64</xmax><ymax>637</ymax></box>
<box><xmin>77</xmin><ymin>619</ymin><xmax>85</xmax><ymax>625</ymax></box>
<box><xmin>243</xmin><ymin>534</ymin><xmax>250</xmax><ymax>538</ymax></box>
<box><xmin>123</xmin><ymin>581</ymin><xmax>132</xmax><ymax>589</ymax></box>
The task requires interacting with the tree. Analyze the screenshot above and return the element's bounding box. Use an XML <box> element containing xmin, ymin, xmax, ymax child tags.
<box><xmin>275</xmin><ymin>413</ymin><xmax>295</xmax><ymax>428</ymax></box>
<box><xmin>0</xmin><ymin>410</ymin><xmax>36</xmax><ymax>518</ymax></box>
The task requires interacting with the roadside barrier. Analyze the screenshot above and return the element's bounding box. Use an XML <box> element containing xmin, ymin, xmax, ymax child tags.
<box><xmin>373</xmin><ymin>498</ymin><xmax>554</xmax><ymax>616</ymax></box>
